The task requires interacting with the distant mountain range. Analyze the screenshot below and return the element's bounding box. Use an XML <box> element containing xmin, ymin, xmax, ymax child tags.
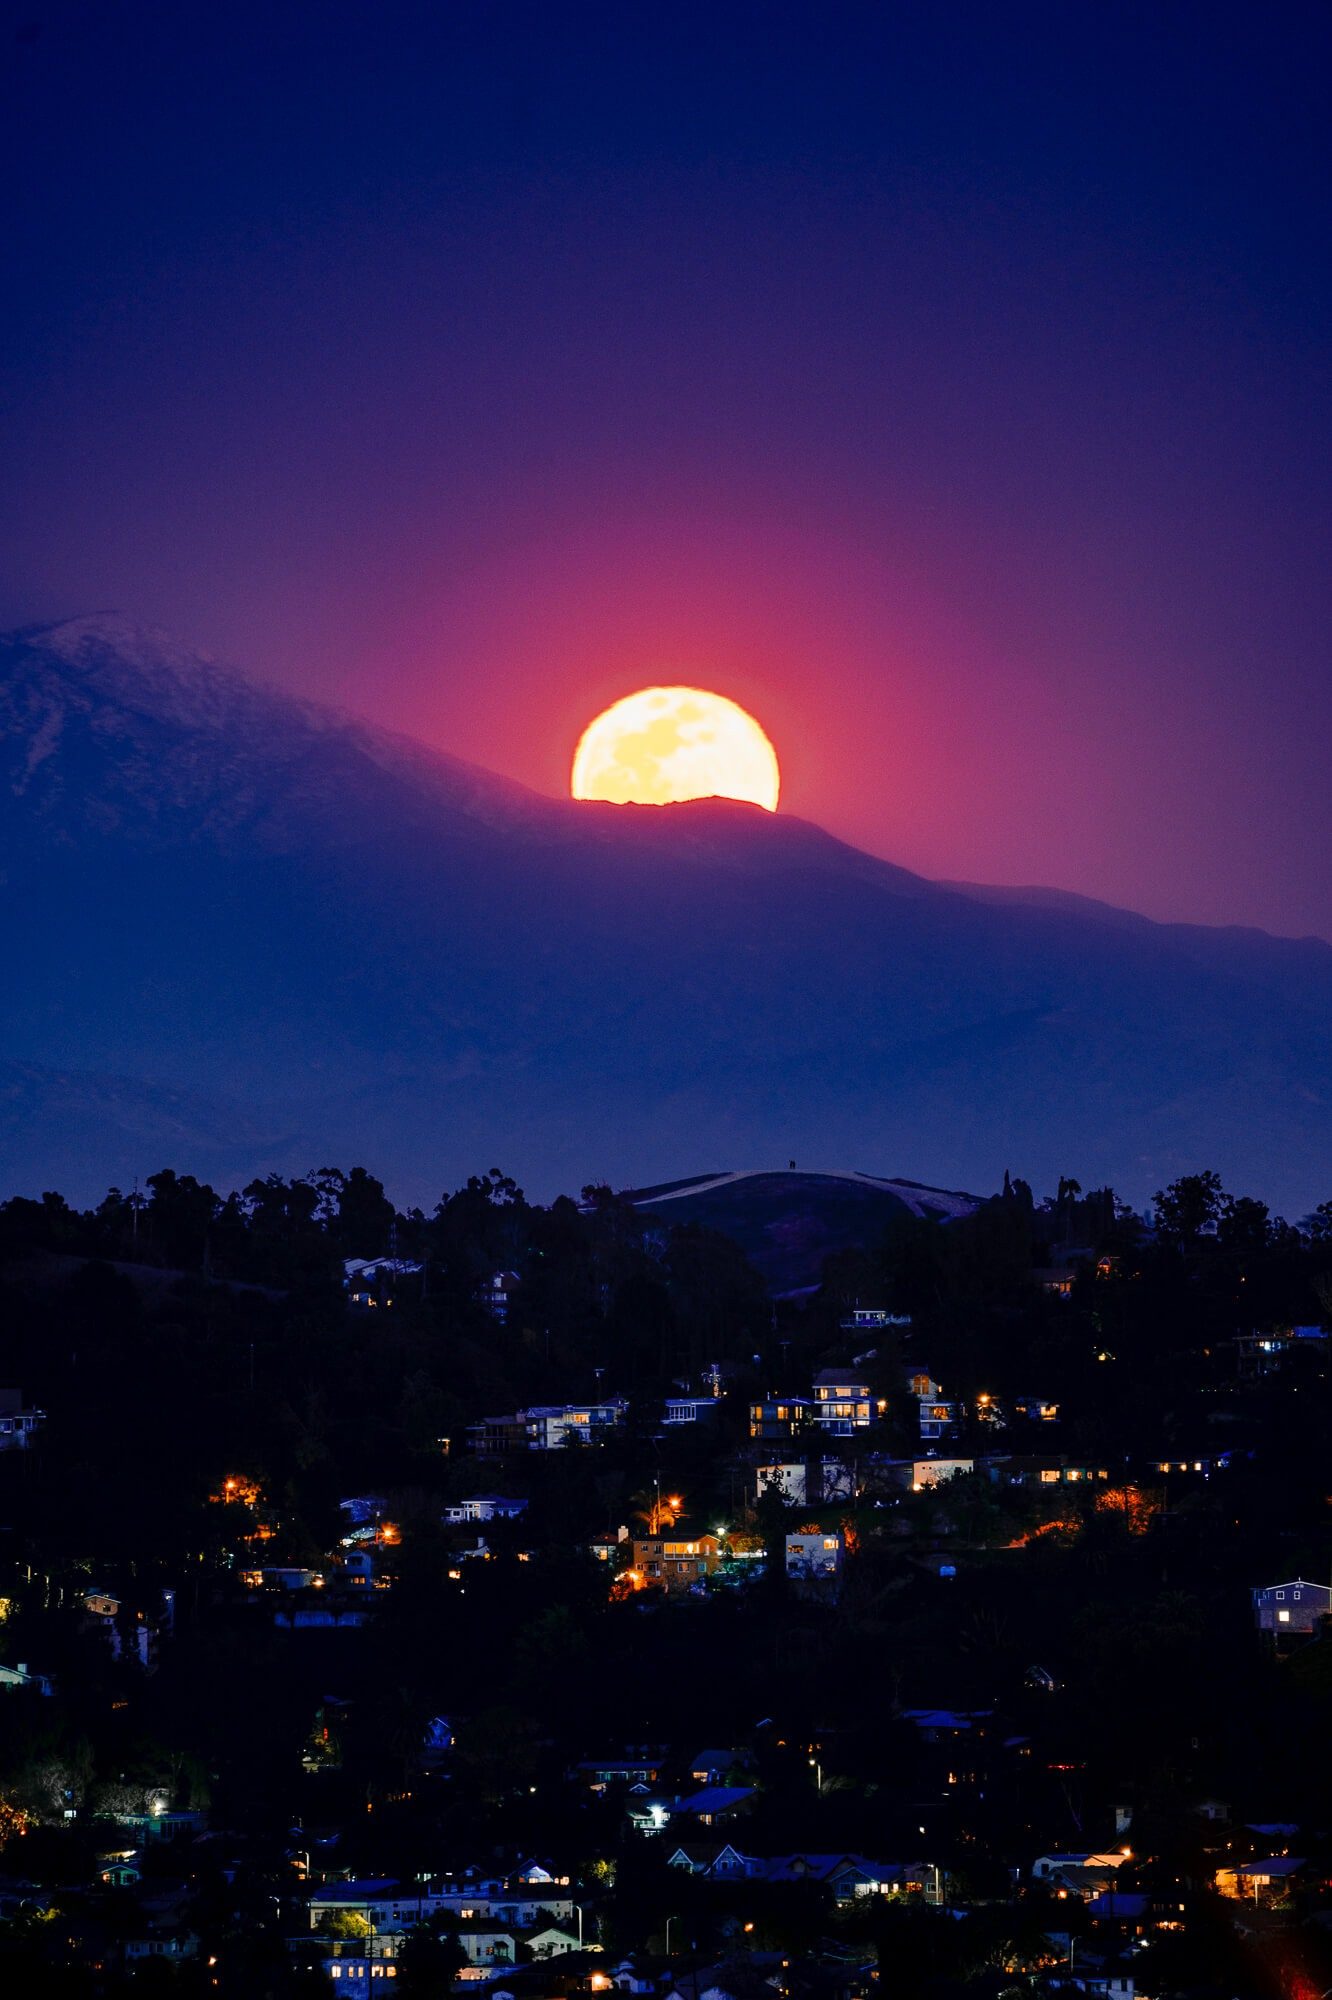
<box><xmin>2</xmin><ymin>615</ymin><xmax>1329</xmax><ymax>1215</ymax></box>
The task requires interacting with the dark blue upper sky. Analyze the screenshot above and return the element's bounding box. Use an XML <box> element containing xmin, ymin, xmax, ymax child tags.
<box><xmin>3</xmin><ymin>1</ymin><xmax>1329</xmax><ymax>933</ymax></box>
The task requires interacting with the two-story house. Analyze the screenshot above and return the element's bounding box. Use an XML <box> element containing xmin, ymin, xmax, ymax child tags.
<box><xmin>467</xmin><ymin>1413</ymin><xmax>529</xmax><ymax>1457</ymax></box>
<box><xmin>748</xmin><ymin>1397</ymin><xmax>812</xmax><ymax>1441</ymax></box>
<box><xmin>525</xmin><ymin>1399</ymin><xmax>628</xmax><ymax>1449</ymax></box>
<box><xmin>906</xmin><ymin>1369</ymin><xmax>961</xmax><ymax>1441</ymax></box>
<box><xmin>1012</xmin><ymin>1395</ymin><xmax>1059</xmax><ymax>1423</ymax></box>
<box><xmin>755</xmin><ymin>1462</ymin><xmax>807</xmax><ymax>1504</ymax></box>
<box><xmin>630</xmin><ymin>1528</ymin><xmax>721</xmax><ymax>1591</ymax></box>
<box><xmin>786</xmin><ymin>1532</ymin><xmax>843</xmax><ymax>1588</ymax></box>
<box><xmin>1253</xmin><ymin>1579</ymin><xmax>1332</xmax><ymax>1637</ymax></box>
<box><xmin>663</xmin><ymin>1396</ymin><xmax>721</xmax><ymax>1426</ymax></box>
<box><xmin>839</xmin><ymin>1308</ymin><xmax>911</xmax><ymax>1334</ymax></box>
<box><xmin>811</xmin><ymin>1371</ymin><xmax>876</xmax><ymax>1435</ymax></box>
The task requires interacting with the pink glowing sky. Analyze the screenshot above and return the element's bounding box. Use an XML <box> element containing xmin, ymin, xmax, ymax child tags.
<box><xmin>3</xmin><ymin>6</ymin><xmax>1328</xmax><ymax>938</ymax></box>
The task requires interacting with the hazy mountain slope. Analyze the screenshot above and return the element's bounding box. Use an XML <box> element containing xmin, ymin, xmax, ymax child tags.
<box><xmin>2</xmin><ymin>617</ymin><xmax>1329</xmax><ymax>1214</ymax></box>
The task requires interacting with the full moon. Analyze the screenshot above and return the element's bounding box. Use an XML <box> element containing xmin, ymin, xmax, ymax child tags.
<box><xmin>571</xmin><ymin>686</ymin><xmax>780</xmax><ymax>811</ymax></box>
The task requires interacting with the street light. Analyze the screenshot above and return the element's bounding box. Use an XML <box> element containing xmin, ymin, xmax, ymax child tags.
<box><xmin>665</xmin><ymin>1915</ymin><xmax>680</xmax><ymax>1957</ymax></box>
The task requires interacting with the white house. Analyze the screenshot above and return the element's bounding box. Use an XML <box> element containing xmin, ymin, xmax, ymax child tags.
<box><xmin>443</xmin><ymin>1496</ymin><xmax>529</xmax><ymax>1524</ymax></box>
<box><xmin>912</xmin><ymin>1458</ymin><xmax>974</xmax><ymax>1489</ymax></box>
<box><xmin>811</xmin><ymin>1371</ymin><xmax>876</xmax><ymax>1435</ymax></box>
<box><xmin>524</xmin><ymin>1400</ymin><xmax>628</xmax><ymax>1449</ymax></box>
<box><xmin>0</xmin><ymin>1661</ymin><xmax>55</xmax><ymax>1696</ymax></box>
<box><xmin>663</xmin><ymin>1396</ymin><xmax>721</xmax><ymax>1426</ymax></box>
<box><xmin>756</xmin><ymin>1463</ymin><xmax>806</xmax><ymax>1505</ymax></box>
<box><xmin>785</xmin><ymin>1532</ymin><xmax>843</xmax><ymax>1584</ymax></box>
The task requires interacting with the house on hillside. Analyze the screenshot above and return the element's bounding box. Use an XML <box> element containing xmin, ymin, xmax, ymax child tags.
<box><xmin>667</xmin><ymin>1840</ymin><xmax>761</xmax><ymax>1879</ymax></box>
<box><xmin>468</xmin><ymin>1413</ymin><xmax>529</xmax><ymax>1457</ymax></box>
<box><xmin>673</xmin><ymin>1786</ymin><xmax>756</xmax><ymax>1829</ymax></box>
<box><xmin>1215</xmin><ymin>1855</ymin><xmax>1319</xmax><ymax>1904</ymax></box>
<box><xmin>571</xmin><ymin>1755</ymin><xmax>663</xmax><ymax>1790</ymax></box>
<box><xmin>664</xmin><ymin>1395</ymin><xmax>722</xmax><ymax>1426</ymax></box>
<box><xmin>475</xmin><ymin>1270</ymin><xmax>521</xmax><ymax>1322</ymax></box>
<box><xmin>756</xmin><ymin>1462</ymin><xmax>807</xmax><ymax>1505</ymax></box>
<box><xmin>525</xmin><ymin>1923</ymin><xmax>582</xmax><ymax>1957</ymax></box>
<box><xmin>0</xmin><ymin>1391</ymin><xmax>44</xmax><ymax>1452</ymax></box>
<box><xmin>912</xmin><ymin>1458</ymin><xmax>974</xmax><ymax>1489</ymax></box>
<box><xmin>1253</xmin><ymin>1579</ymin><xmax>1332</xmax><ymax>1638</ymax></box>
<box><xmin>689</xmin><ymin>1749</ymin><xmax>753</xmax><ymax>1787</ymax></box>
<box><xmin>811</xmin><ymin>1371</ymin><xmax>876</xmax><ymax>1435</ymax></box>
<box><xmin>1012</xmin><ymin>1396</ymin><xmax>1059</xmax><ymax>1423</ymax></box>
<box><xmin>455</xmin><ymin>1918</ymin><xmax>519</xmax><ymax>1965</ymax></box>
<box><xmin>997</xmin><ymin>1455</ymin><xmax>1109</xmax><ymax>1488</ymax></box>
<box><xmin>786</xmin><ymin>1532</ymin><xmax>843</xmax><ymax>1590</ymax></box>
<box><xmin>0</xmin><ymin>1661</ymin><xmax>55</xmax><ymax>1696</ymax></box>
<box><xmin>525</xmin><ymin>1400</ymin><xmax>628</xmax><ymax>1449</ymax></box>
<box><xmin>342</xmin><ymin>1257</ymin><xmax>421</xmax><ymax>1308</ymax></box>
<box><xmin>1031</xmin><ymin>1851</ymin><xmax>1131</xmax><ymax>1899</ymax></box>
<box><xmin>907</xmin><ymin>1372</ymin><xmax>960</xmax><ymax>1440</ymax></box>
<box><xmin>444</xmin><ymin>1495</ymin><xmax>529</xmax><ymax>1524</ymax></box>
<box><xmin>630</xmin><ymin>1529</ymin><xmax>720</xmax><ymax>1591</ymax></box>
<box><xmin>749</xmin><ymin>1398</ymin><xmax>812</xmax><ymax>1441</ymax></box>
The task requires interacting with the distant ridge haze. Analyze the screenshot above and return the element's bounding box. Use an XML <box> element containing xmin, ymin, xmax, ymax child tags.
<box><xmin>2</xmin><ymin>616</ymin><xmax>1329</xmax><ymax>1216</ymax></box>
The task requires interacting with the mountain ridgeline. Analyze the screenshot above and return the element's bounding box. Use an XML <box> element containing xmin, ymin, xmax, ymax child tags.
<box><xmin>2</xmin><ymin>616</ymin><xmax>1330</xmax><ymax>1214</ymax></box>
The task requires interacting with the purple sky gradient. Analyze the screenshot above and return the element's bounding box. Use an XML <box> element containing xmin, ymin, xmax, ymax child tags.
<box><xmin>2</xmin><ymin>3</ymin><xmax>1328</xmax><ymax>936</ymax></box>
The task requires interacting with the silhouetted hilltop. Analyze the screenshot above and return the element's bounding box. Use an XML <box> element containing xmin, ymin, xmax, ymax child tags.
<box><xmin>623</xmin><ymin>1167</ymin><xmax>982</xmax><ymax>1291</ymax></box>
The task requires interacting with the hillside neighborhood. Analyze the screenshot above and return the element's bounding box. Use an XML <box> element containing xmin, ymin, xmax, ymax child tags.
<box><xmin>0</xmin><ymin>1164</ymin><xmax>1330</xmax><ymax>1997</ymax></box>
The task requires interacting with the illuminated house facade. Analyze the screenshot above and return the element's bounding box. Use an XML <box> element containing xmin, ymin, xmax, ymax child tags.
<box><xmin>525</xmin><ymin>1400</ymin><xmax>628</xmax><ymax>1449</ymax></box>
<box><xmin>1253</xmin><ymin>1579</ymin><xmax>1332</xmax><ymax>1637</ymax></box>
<box><xmin>786</xmin><ymin>1532</ymin><xmax>843</xmax><ymax>1585</ymax></box>
<box><xmin>749</xmin><ymin>1397</ymin><xmax>812</xmax><ymax>1441</ymax></box>
<box><xmin>0</xmin><ymin>1391</ymin><xmax>44</xmax><ymax>1453</ymax></box>
<box><xmin>630</xmin><ymin>1529</ymin><xmax>721</xmax><ymax>1590</ymax></box>
<box><xmin>811</xmin><ymin>1371</ymin><xmax>876</xmax><ymax>1435</ymax></box>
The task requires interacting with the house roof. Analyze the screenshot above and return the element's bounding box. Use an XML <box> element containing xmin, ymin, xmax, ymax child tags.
<box><xmin>677</xmin><ymin>1786</ymin><xmax>755</xmax><ymax>1815</ymax></box>
<box><xmin>1085</xmin><ymin>1891</ymin><xmax>1150</xmax><ymax>1919</ymax></box>
<box><xmin>765</xmin><ymin>1852</ymin><xmax>913</xmax><ymax>1884</ymax></box>
<box><xmin>666</xmin><ymin>1843</ymin><xmax>726</xmax><ymax>1868</ymax></box>
<box><xmin>1239</xmin><ymin>1856</ymin><xmax>1307</xmax><ymax>1877</ymax></box>
<box><xmin>309</xmin><ymin>1878</ymin><xmax>401</xmax><ymax>1902</ymax></box>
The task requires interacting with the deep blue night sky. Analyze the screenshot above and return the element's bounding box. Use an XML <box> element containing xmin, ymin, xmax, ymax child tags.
<box><xmin>3</xmin><ymin>2</ymin><xmax>1328</xmax><ymax>934</ymax></box>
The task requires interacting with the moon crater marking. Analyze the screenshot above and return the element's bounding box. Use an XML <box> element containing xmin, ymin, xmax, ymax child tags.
<box><xmin>571</xmin><ymin>685</ymin><xmax>780</xmax><ymax>811</ymax></box>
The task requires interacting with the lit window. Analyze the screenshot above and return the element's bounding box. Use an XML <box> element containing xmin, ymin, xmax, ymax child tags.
<box><xmin>1278</xmin><ymin>1610</ymin><xmax>1291</xmax><ymax>1623</ymax></box>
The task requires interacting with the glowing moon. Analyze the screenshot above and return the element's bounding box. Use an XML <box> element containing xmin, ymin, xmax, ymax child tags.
<box><xmin>571</xmin><ymin>686</ymin><xmax>780</xmax><ymax>811</ymax></box>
